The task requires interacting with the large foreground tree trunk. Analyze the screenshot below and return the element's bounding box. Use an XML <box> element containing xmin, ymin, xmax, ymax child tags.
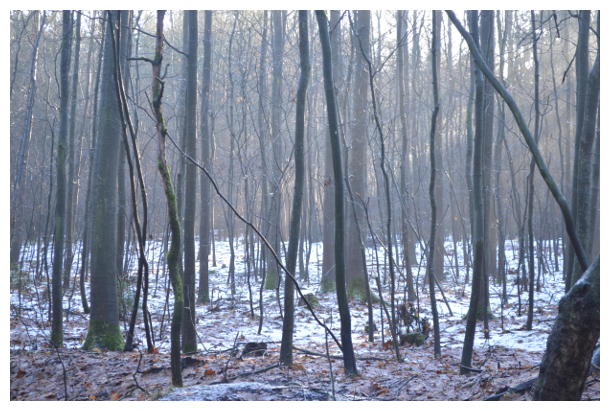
<box><xmin>534</xmin><ymin>254</ymin><xmax>599</xmax><ymax>400</ymax></box>
<box><xmin>83</xmin><ymin>10</ymin><xmax>124</xmax><ymax>351</ymax></box>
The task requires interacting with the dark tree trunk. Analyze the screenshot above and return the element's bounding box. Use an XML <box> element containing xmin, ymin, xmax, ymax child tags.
<box><xmin>320</xmin><ymin>10</ymin><xmax>341</xmax><ymax>293</ymax></box>
<box><xmin>316</xmin><ymin>10</ymin><xmax>357</xmax><ymax>376</ymax></box>
<box><xmin>279</xmin><ymin>11</ymin><xmax>310</xmax><ymax>366</ymax></box>
<box><xmin>460</xmin><ymin>10</ymin><xmax>485</xmax><ymax>374</ymax></box>
<box><xmin>526</xmin><ymin>10</ymin><xmax>540</xmax><ymax>331</ymax></box>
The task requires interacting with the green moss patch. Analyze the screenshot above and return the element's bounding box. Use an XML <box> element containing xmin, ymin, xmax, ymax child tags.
<box><xmin>82</xmin><ymin>320</ymin><xmax>124</xmax><ymax>351</ymax></box>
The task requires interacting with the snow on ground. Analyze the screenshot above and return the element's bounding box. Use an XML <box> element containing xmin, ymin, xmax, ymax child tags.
<box><xmin>10</xmin><ymin>235</ymin><xmax>565</xmax><ymax>358</ymax></box>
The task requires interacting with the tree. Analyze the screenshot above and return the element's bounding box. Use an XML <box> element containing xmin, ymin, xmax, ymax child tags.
<box><xmin>459</xmin><ymin>10</ymin><xmax>485</xmax><ymax>374</ymax></box>
<box><xmin>264</xmin><ymin>10</ymin><xmax>285</xmax><ymax>290</ymax></box>
<box><xmin>146</xmin><ymin>10</ymin><xmax>184</xmax><ymax>387</ymax></box>
<box><xmin>181</xmin><ymin>9</ymin><xmax>198</xmax><ymax>354</ymax></box>
<box><xmin>525</xmin><ymin>10</ymin><xmax>541</xmax><ymax>331</ymax></box>
<box><xmin>570</xmin><ymin>20</ymin><xmax>600</xmax><ymax>287</ymax></box>
<box><xmin>320</xmin><ymin>10</ymin><xmax>340</xmax><ymax>293</ymax></box>
<box><xmin>397</xmin><ymin>10</ymin><xmax>415</xmax><ymax>302</ymax></box>
<box><xmin>316</xmin><ymin>10</ymin><xmax>358</xmax><ymax>376</ymax></box>
<box><xmin>198</xmin><ymin>10</ymin><xmax>213</xmax><ymax>304</ymax></box>
<box><xmin>346</xmin><ymin>10</ymin><xmax>370</xmax><ymax>301</ymax></box>
<box><xmin>82</xmin><ymin>11</ymin><xmax>124</xmax><ymax>351</ymax></box>
<box><xmin>427</xmin><ymin>10</ymin><xmax>442</xmax><ymax>358</ymax></box>
<box><xmin>50</xmin><ymin>10</ymin><xmax>72</xmax><ymax>348</ymax></box>
<box><xmin>565</xmin><ymin>11</ymin><xmax>591</xmax><ymax>290</ymax></box>
<box><xmin>279</xmin><ymin>10</ymin><xmax>310</xmax><ymax>366</ymax></box>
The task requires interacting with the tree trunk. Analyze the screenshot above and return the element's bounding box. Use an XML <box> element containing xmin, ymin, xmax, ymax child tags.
<box><xmin>198</xmin><ymin>10</ymin><xmax>213</xmax><ymax>304</ymax></box>
<box><xmin>565</xmin><ymin>10</ymin><xmax>591</xmax><ymax>290</ymax></box>
<box><xmin>50</xmin><ymin>10</ymin><xmax>72</xmax><ymax>348</ymax></box>
<box><xmin>279</xmin><ymin>11</ymin><xmax>310</xmax><ymax>366</ymax></box>
<box><xmin>346</xmin><ymin>10</ymin><xmax>370</xmax><ymax>301</ymax></box>
<box><xmin>397</xmin><ymin>10</ymin><xmax>415</xmax><ymax>302</ymax></box>
<box><xmin>570</xmin><ymin>47</ymin><xmax>600</xmax><ymax>287</ymax></box>
<box><xmin>427</xmin><ymin>11</ymin><xmax>441</xmax><ymax>358</ymax></box>
<box><xmin>264</xmin><ymin>10</ymin><xmax>285</xmax><ymax>290</ymax></box>
<box><xmin>82</xmin><ymin>11</ymin><xmax>124</xmax><ymax>351</ymax></box>
<box><xmin>149</xmin><ymin>10</ymin><xmax>183</xmax><ymax>387</ymax></box>
<box><xmin>525</xmin><ymin>11</ymin><xmax>541</xmax><ymax>331</ymax></box>
<box><xmin>181</xmin><ymin>9</ymin><xmax>198</xmax><ymax>354</ymax></box>
<box><xmin>534</xmin><ymin>255</ymin><xmax>599</xmax><ymax>400</ymax></box>
<box><xmin>320</xmin><ymin>10</ymin><xmax>341</xmax><ymax>293</ymax></box>
<box><xmin>460</xmin><ymin>10</ymin><xmax>485</xmax><ymax>374</ymax></box>
<box><xmin>316</xmin><ymin>10</ymin><xmax>357</xmax><ymax>376</ymax></box>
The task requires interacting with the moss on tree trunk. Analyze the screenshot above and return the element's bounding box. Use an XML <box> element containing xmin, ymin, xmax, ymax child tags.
<box><xmin>82</xmin><ymin>319</ymin><xmax>124</xmax><ymax>350</ymax></box>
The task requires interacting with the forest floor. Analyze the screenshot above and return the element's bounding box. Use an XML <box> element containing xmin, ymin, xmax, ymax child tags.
<box><xmin>9</xmin><ymin>237</ymin><xmax>600</xmax><ymax>400</ymax></box>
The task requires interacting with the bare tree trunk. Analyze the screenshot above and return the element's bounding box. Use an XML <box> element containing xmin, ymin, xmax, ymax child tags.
<box><xmin>571</xmin><ymin>46</ymin><xmax>600</xmax><ymax>287</ymax></box>
<box><xmin>427</xmin><ymin>11</ymin><xmax>442</xmax><ymax>358</ymax></box>
<box><xmin>50</xmin><ymin>10</ymin><xmax>72</xmax><ymax>348</ymax></box>
<box><xmin>397</xmin><ymin>10</ymin><xmax>415</xmax><ymax>301</ymax></box>
<box><xmin>526</xmin><ymin>10</ymin><xmax>541</xmax><ymax>331</ymax></box>
<box><xmin>346</xmin><ymin>10</ymin><xmax>370</xmax><ymax>301</ymax></box>
<box><xmin>198</xmin><ymin>10</ymin><xmax>213</xmax><ymax>304</ymax></box>
<box><xmin>316</xmin><ymin>10</ymin><xmax>358</xmax><ymax>376</ymax></box>
<box><xmin>148</xmin><ymin>10</ymin><xmax>183</xmax><ymax>387</ymax></box>
<box><xmin>460</xmin><ymin>10</ymin><xmax>485</xmax><ymax>374</ymax></box>
<box><xmin>264</xmin><ymin>10</ymin><xmax>285</xmax><ymax>290</ymax></box>
<box><xmin>280</xmin><ymin>11</ymin><xmax>310</xmax><ymax>366</ymax></box>
<box><xmin>82</xmin><ymin>10</ymin><xmax>124</xmax><ymax>351</ymax></box>
<box><xmin>181</xmin><ymin>9</ymin><xmax>198</xmax><ymax>354</ymax></box>
<box><xmin>565</xmin><ymin>10</ymin><xmax>591</xmax><ymax>290</ymax></box>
